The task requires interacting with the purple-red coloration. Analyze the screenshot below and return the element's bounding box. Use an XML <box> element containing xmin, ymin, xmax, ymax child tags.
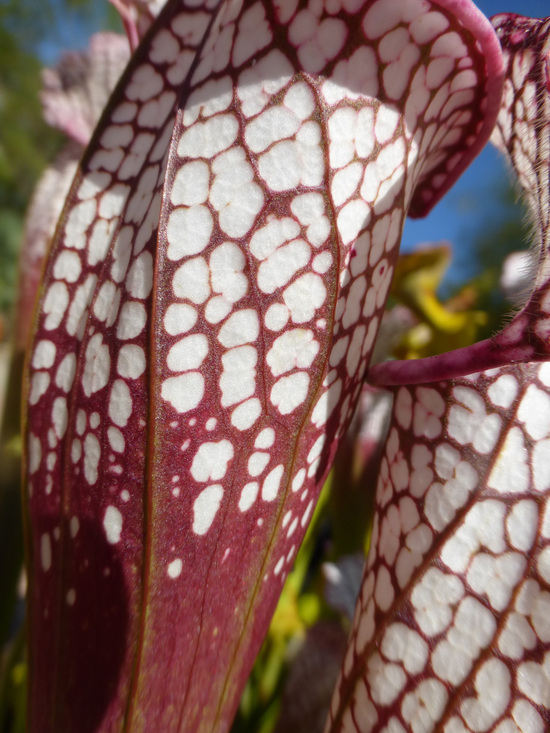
<box><xmin>23</xmin><ymin>1</ymin><xmax>505</xmax><ymax>731</ymax></box>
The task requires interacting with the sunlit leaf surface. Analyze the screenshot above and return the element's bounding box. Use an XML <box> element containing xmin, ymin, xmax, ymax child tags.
<box><xmin>330</xmin><ymin>13</ymin><xmax>550</xmax><ymax>733</ymax></box>
<box><xmin>23</xmin><ymin>0</ymin><xmax>503</xmax><ymax>730</ymax></box>
<box><xmin>327</xmin><ymin>363</ymin><xmax>550</xmax><ymax>732</ymax></box>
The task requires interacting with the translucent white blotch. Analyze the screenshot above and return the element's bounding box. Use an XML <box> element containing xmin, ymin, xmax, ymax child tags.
<box><xmin>239</xmin><ymin>482</ymin><xmax>259</xmax><ymax>512</ymax></box>
<box><xmin>517</xmin><ymin>384</ymin><xmax>550</xmax><ymax>440</ymax></box>
<box><xmin>161</xmin><ymin>372</ymin><xmax>205</xmax><ymax>413</ymax></box>
<box><xmin>117</xmin><ymin>344</ymin><xmax>146</xmax><ymax>379</ymax></box>
<box><xmin>487</xmin><ymin>427</ymin><xmax>529</xmax><ymax>494</ymax></box>
<box><xmin>255</xmin><ymin>427</ymin><xmax>275</xmax><ymax>449</ymax></box>
<box><xmin>262</xmin><ymin>464</ymin><xmax>284</xmax><ymax>501</ymax></box>
<box><xmin>231</xmin><ymin>398</ymin><xmax>261</xmax><ymax>430</ymax></box>
<box><xmin>84</xmin><ymin>434</ymin><xmax>101</xmax><ymax>485</ymax></box>
<box><xmin>29</xmin><ymin>372</ymin><xmax>51</xmax><ymax>406</ymax></box>
<box><xmin>32</xmin><ymin>340</ymin><xmax>56</xmax><ymax>369</ymax></box>
<box><xmin>292</xmin><ymin>468</ymin><xmax>306</xmax><ymax>492</ymax></box>
<box><xmin>167</xmin><ymin>558</ymin><xmax>183</xmax><ymax>578</ymax></box>
<box><xmin>267</xmin><ymin>329</ymin><xmax>319</xmax><ymax>376</ymax></box>
<box><xmin>191</xmin><ymin>440</ymin><xmax>234</xmax><ymax>482</ymax></box>
<box><xmin>103</xmin><ymin>505</ymin><xmax>123</xmax><ymax>544</ymax></box>
<box><xmin>488</xmin><ymin>374</ymin><xmax>518</xmax><ymax>409</ymax></box>
<box><xmin>109</xmin><ymin>379</ymin><xmax>133</xmax><ymax>428</ymax></box>
<box><xmin>271</xmin><ymin>372</ymin><xmax>310</xmax><ymax>414</ymax></box>
<box><xmin>218</xmin><ymin>308</ymin><xmax>259</xmax><ymax>347</ymax></box>
<box><xmin>193</xmin><ymin>484</ymin><xmax>223</xmax><ymax>535</ymax></box>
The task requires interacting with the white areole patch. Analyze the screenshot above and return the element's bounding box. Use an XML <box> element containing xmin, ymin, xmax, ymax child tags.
<box><xmin>193</xmin><ymin>484</ymin><xmax>223</xmax><ymax>535</ymax></box>
<box><xmin>257</xmin><ymin>238</ymin><xmax>311</xmax><ymax>294</ymax></box>
<box><xmin>172</xmin><ymin>256</ymin><xmax>211</xmax><ymax>303</ymax></box>
<box><xmin>411</xmin><ymin>567</ymin><xmax>465</xmax><ymax>636</ymax></box>
<box><xmin>191</xmin><ymin>440</ymin><xmax>234</xmax><ymax>482</ymax></box>
<box><xmin>210</xmin><ymin>241</ymin><xmax>248</xmax><ymax>304</ymax></box>
<box><xmin>178</xmin><ymin>114</ymin><xmax>239</xmax><ymax>159</ymax></box>
<box><xmin>164</xmin><ymin>303</ymin><xmax>198</xmax><ymax>335</ymax></box>
<box><xmin>248</xmin><ymin>451</ymin><xmax>270</xmax><ymax>477</ymax></box>
<box><xmin>487</xmin><ymin>373</ymin><xmax>518</xmax><ymax>408</ymax></box>
<box><xmin>108</xmin><ymin>426</ymin><xmax>125</xmax><ymax>453</ymax></box>
<box><xmin>292</xmin><ymin>468</ymin><xmax>306</xmax><ymax>492</ymax></box>
<box><xmin>431</xmin><ymin>596</ymin><xmax>496</xmax><ymax>686</ymax></box>
<box><xmin>267</xmin><ymin>329</ymin><xmax>320</xmax><ymax>376</ymax></box>
<box><xmin>43</xmin><ymin>281</ymin><xmax>69</xmax><ymax>330</ymax></box>
<box><xmin>55</xmin><ymin>353</ymin><xmax>77</xmax><ymax>392</ymax></box>
<box><xmin>94</xmin><ymin>281</ymin><xmax>118</xmax><ymax>323</ymax></box>
<box><xmin>183</xmin><ymin>76</ymin><xmax>233</xmax><ymax>124</ymax></box>
<box><xmin>517</xmin><ymin>384</ymin><xmax>550</xmax><ymax>440</ymax></box>
<box><xmin>109</xmin><ymin>379</ymin><xmax>133</xmax><ymax>428</ymax></box>
<box><xmin>262</xmin><ymin>464</ymin><xmax>284</xmax><ymax>501</ymax></box>
<box><xmin>28</xmin><ymin>433</ymin><xmax>41</xmax><ymax>475</ymax></box>
<box><xmin>441</xmin><ymin>500</ymin><xmax>507</xmax><ymax>574</ymax></box>
<box><xmin>84</xmin><ymin>433</ymin><xmax>101</xmax><ymax>485</ymax></box>
<box><xmin>167</xmin><ymin>205</ymin><xmax>213</xmax><ymax>261</ymax></box>
<box><xmin>126</xmin><ymin>251</ymin><xmax>154</xmax><ymax>299</ymax></box>
<box><xmin>218</xmin><ymin>308</ymin><xmax>259</xmax><ymax>347</ymax></box>
<box><xmin>245</xmin><ymin>106</ymin><xmax>302</xmax><ymax>153</ymax></box>
<box><xmin>116</xmin><ymin>301</ymin><xmax>147</xmax><ymax>340</ymax></box>
<box><xmin>311</xmin><ymin>378</ymin><xmax>342</xmax><ymax>427</ymax></box>
<box><xmin>283</xmin><ymin>273</ymin><xmax>326</xmax><ymax>322</ymax></box>
<box><xmin>167</xmin><ymin>333</ymin><xmax>209</xmax><ymax>372</ymax></box>
<box><xmin>54</xmin><ymin>251</ymin><xmax>82</xmax><ymax>283</ymax></box>
<box><xmin>233</xmin><ymin>2</ymin><xmax>272</xmax><ymax>67</ymax></box>
<box><xmin>220</xmin><ymin>345</ymin><xmax>257</xmax><ymax>407</ymax></box>
<box><xmin>167</xmin><ymin>558</ymin><xmax>183</xmax><ymax>579</ymax></box>
<box><xmin>255</xmin><ymin>427</ymin><xmax>275</xmax><ymax>449</ymax></box>
<box><xmin>327</xmin><ymin>104</ymin><xmax>375</xmax><ymax>167</ymax></box>
<box><xmin>111</xmin><ymin>227</ymin><xmax>133</xmax><ymax>283</ymax></box>
<box><xmin>239</xmin><ymin>481</ymin><xmax>259</xmax><ymax>512</ymax></box>
<box><xmin>487</xmin><ymin>426</ymin><xmax>529</xmax><ymax>494</ymax></box>
<box><xmin>448</xmin><ymin>385</ymin><xmax>502</xmax><ymax>454</ymax></box>
<box><xmin>231</xmin><ymin>398</ymin><xmax>261</xmax><ymax>430</ymax></box>
<box><xmin>161</xmin><ymin>372</ymin><xmax>205</xmax><ymax>413</ymax></box>
<box><xmin>103</xmin><ymin>505</ymin><xmax>123</xmax><ymax>544</ymax></box>
<box><xmin>381</xmin><ymin>623</ymin><xmax>429</xmax><ymax>675</ymax></box>
<box><xmin>260</xmin><ymin>123</ymin><xmax>324</xmax><ymax>192</ymax></box>
<box><xmin>209</xmin><ymin>147</ymin><xmax>264</xmax><ymax>238</ymax></box>
<box><xmin>117</xmin><ymin>344</ymin><xmax>146</xmax><ymax>379</ymax></box>
<box><xmin>461</xmin><ymin>659</ymin><xmax>512</xmax><ymax>731</ymax></box>
<box><xmin>313</xmin><ymin>251</ymin><xmax>333</xmax><ymax>274</ymax></box>
<box><xmin>236</xmin><ymin>49</ymin><xmax>293</xmax><ymax>117</ymax></box>
<box><xmin>250</xmin><ymin>217</ymin><xmax>300</xmax><ymax>260</ymax></box>
<box><xmin>171</xmin><ymin>160</ymin><xmax>209</xmax><ymax>206</ymax></box>
<box><xmin>507</xmin><ymin>500</ymin><xmax>538</xmax><ymax>552</ymax></box>
<box><xmin>271</xmin><ymin>372</ymin><xmax>310</xmax><ymax>414</ymax></box>
<box><xmin>265</xmin><ymin>303</ymin><xmax>290</xmax><ymax>331</ymax></box>
<box><xmin>82</xmin><ymin>334</ymin><xmax>111</xmax><ymax>397</ymax></box>
<box><xmin>52</xmin><ymin>397</ymin><xmax>68</xmax><ymax>439</ymax></box>
<box><xmin>32</xmin><ymin>340</ymin><xmax>56</xmax><ymax>369</ymax></box>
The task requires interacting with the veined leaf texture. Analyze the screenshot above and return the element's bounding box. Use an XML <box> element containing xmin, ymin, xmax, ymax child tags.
<box><xmin>22</xmin><ymin>1</ymin><xmax>549</xmax><ymax>731</ymax></box>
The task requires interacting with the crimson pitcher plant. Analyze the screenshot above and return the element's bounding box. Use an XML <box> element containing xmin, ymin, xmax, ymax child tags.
<box><xmin>21</xmin><ymin>0</ymin><xmax>550</xmax><ymax>731</ymax></box>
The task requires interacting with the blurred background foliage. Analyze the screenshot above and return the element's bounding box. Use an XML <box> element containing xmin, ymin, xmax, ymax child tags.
<box><xmin>0</xmin><ymin>1</ymin><xmax>534</xmax><ymax>732</ymax></box>
<box><xmin>0</xmin><ymin>0</ymin><xmax>122</xmax><ymax>338</ymax></box>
